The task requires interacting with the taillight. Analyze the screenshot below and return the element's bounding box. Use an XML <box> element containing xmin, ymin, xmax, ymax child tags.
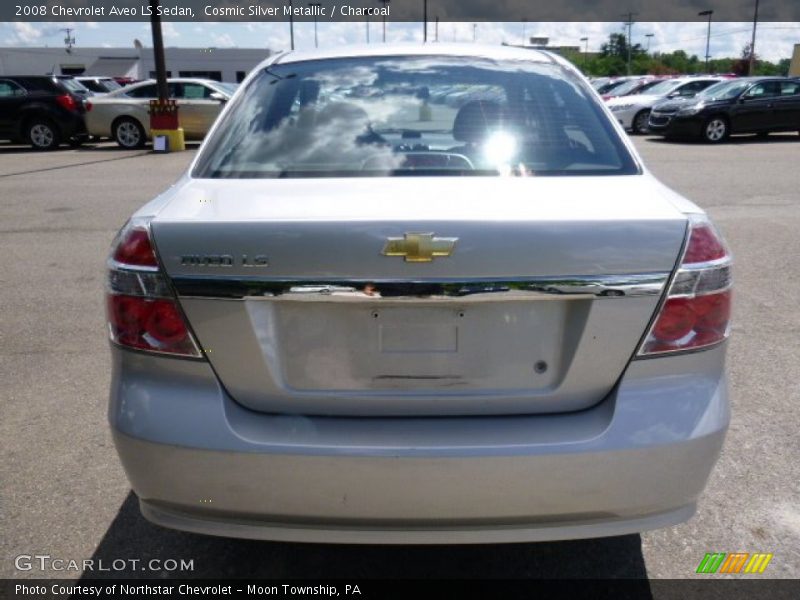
<box><xmin>637</xmin><ymin>214</ymin><xmax>732</xmax><ymax>357</ymax></box>
<box><xmin>55</xmin><ymin>94</ymin><xmax>77</xmax><ymax>112</ymax></box>
<box><xmin>106</xmin><ymin>219</ymin><xmax>202</xmax><ymax>358</ymax></box>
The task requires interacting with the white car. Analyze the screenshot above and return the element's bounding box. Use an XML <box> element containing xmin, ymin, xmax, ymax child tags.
<box><xmin>606</xmin><ymin>77</ymin><xmax>725</xmax><ymax>134</ymax></box>
<box><xmin>85</xmin><ymin>78</ymin><xmax>233</xmax><ymax>148</ymax></box>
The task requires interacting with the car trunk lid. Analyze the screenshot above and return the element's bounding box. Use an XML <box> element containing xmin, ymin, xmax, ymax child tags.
<box><xmin>151</xmin><ymin>175</ymin><xmax>686</xmax><ymax>416</ymax></box>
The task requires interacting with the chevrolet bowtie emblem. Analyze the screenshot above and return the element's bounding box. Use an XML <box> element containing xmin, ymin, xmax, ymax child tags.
<box><xmin>381</xmin><ymin>233</ymin><xmax>458</xmax><ymax>263</ymax></box>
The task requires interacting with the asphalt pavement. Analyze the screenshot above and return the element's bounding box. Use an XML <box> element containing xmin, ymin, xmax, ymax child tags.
<box><xmin>1</xmin><ymin>135</ymin><xmax>798</xmax><ymax>582</ymax></box>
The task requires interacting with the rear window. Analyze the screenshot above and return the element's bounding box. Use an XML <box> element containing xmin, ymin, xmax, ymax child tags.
<box><xmin>193</xmin><ymin>55</ymin><xmax>638</xmax><ymax>179</ymax></box>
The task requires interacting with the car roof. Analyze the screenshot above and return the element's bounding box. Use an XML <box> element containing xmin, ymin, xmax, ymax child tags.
<box><xmin>127</xmin><ymin>77</ymin><xmax>223</xmax><ymax>86</ymax></box>
<box><xmin>268</xmin><ymin>43</ymin><xmax>555</xmax><ymax>68</ymax></box>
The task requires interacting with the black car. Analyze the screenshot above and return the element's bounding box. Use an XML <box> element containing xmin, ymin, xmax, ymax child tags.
<box><xmin>0</xmin><ymin>75</ymin><xmax>89</xmax><ymax>150</ymax></box>
<box><xmin>648</xmin><ymin>77</ymin><xmax>800</xmax><ymax>143</ymax></box>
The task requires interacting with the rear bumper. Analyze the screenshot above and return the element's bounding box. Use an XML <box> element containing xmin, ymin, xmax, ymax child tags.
<box><xmin>109</xmin><ymin>345</ymin><xmax>729</xmax><ymax>543</ymax></box>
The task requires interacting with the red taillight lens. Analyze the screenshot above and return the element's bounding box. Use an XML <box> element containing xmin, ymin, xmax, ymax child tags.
<box><xmin>651</xmin><ymin>298</ymin><xmax>696</xmax><ymax>342</ymax></box>
<box><xmin>107</xmin><ymin>295</ymin><xmax>198</xmax><ymax>356</ymax></box>
<box><xmin>106</xmin><ymin>218</ymin><xmax>202</xmax><ymax>358</ymax></box>
<box><xmin>643</xmin><ymin>290</ymin><xmax>731</xmax><ymax>354</ymax></box>
<box><xmin>638</xmin><ymin>215</ymin><xmax>732</xmax><ymax>357</ymax></box>
<box><xmin>683</xmin><ymin>223</ymin><xmax>727</xmax><ymax>264</ymax></box>
<box><xmin>55</xmin><ymin>94</ymin><xmax>77</xmax><ymax>112</ymax></box>
<box><xmin>113</xmin><ymin>227</ymin><xmax>159</xmax><ymax>268</ymax></box>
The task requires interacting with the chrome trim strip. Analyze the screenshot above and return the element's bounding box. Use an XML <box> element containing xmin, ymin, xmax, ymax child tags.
<box><xmin>170</xmin><ymin>273</ymin><xmax>671</xmax><ymax>300</ymax></box>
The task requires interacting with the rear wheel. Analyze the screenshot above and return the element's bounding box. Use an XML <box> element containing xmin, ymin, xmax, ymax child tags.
<box><xmin>702</xmin><ymin>117</ymin><xmax>729</xmax><ymax>143</ymax></box>
<box><xmin>113</xmin><ymin>117</ymin><xmax>146</xmax><ymax>149</ymax></box>
<box><xmin>27</xmin><ymin>119</ymin><xmax>60</xmax><ymax>150</ymax></box>
<box><xmin>631</xmin><ymin>110</ymin><xmax>651</xmax><ymax>135</ymax></box>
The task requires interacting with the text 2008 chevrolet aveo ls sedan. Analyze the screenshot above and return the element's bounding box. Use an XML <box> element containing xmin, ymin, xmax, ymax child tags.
<box><xmin>107</xmin><ymin>45</ymin><xmax>731</xmax><ymax>543</ymax></box>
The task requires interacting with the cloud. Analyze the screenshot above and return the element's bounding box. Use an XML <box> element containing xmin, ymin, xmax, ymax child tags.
<box><xmin>8</xmin><ymin>22</ymin><xmax>43</xmax><ymax>44</ymax></box>
<box><xmin>211</xmin><ymin>33</ymin><xmax>236</xmax><ymax>47</ymax></box>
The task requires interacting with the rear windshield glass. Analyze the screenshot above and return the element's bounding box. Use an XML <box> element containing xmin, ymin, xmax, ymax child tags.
<box><xmin>193</xmin><ymin>55</ymin><xmax>639</xmax><ymax>179</ymax></box>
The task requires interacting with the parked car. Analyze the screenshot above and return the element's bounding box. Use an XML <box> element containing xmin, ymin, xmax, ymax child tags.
<box><xmin>55</xmin><ymin>75</ymin><xmax>94</xmax><ymax>98</ymax></box>
<box><xmin>113</xmin><ymin>76</ymin><xmax>139</xmax><ymax>87</ymax></box>
<box><xmin>605</xmin><ymin>76</ymin><xmax>725</xmax><ymax>133</ymax></box>
<box><xmin>595</xmin><ymin>76</ymin><xmax>636</xmax><ymax>95</ymax></box>
<box><xmin>649</xmin><ymin>77</ymin><xmax>800</xmax><ymax>142</ymax></box>
<box><xmin>600</xmin><ymin>76</ymin><xmax>659</xmax><ymax>100</ymax></box>
<box><xmin>76</xmin><ymin>76</ymin><xmax>123</xmax><ymax>94</ymax></box>
<box><xmin>0</xmin><ymin>75</ymin><xmax>88</xmax><ymax>149</ymax></box>
<box><xmin>107</xmin><ymin>44</ymin><xmax>732</xmax><ymax>544</ymax></box>
<box><xmin>85</xmin><ymin>78</ymin><xmax>233</xmax><ymax>148</ymax></box>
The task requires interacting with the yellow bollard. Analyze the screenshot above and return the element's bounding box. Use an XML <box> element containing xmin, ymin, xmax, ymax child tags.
<box><xmin>150</xmin><ymin>128</ymin><xmax>186</xmax><ymax>152</ymax></box>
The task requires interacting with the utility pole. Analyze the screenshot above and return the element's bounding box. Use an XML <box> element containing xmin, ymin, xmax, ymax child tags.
<box><xmin>749</xmin><ymin>0</ymin><xmax>759</xmax><ymax>75</ymax></box>
<box><xmin>645</xmin><ymin>33</ymin><xmax>654</xmax><ymax>53</ymax></box>
<box><xmin>473</xmin><ymin>24</ymin><xmax>477</xmax><ymax>43</ymax></box>
<box><xmin>381</xmin><ymin>0</ymin><xmax>390</xmax><ymax>42</ymax></box>
<box><xmin>289</xmin><ymin>0</ymin><xmax>295</xmax><ymax>50</ymax></box>
<box><xmin>62</xmin><ymin>28</ymin><xmax>75</xmax><ymax>53</ymax></box>
<box><xmin>309</xmin><ymin>3</ymin><xmax>320</xmax><ymax>48</ymax></box>
<box><xmin>149</xmin><ymin>1</ymin><xmax>168</xmax><ymax>102</ymax></box>
<box><xmin>366</xmin><ymin>16</ymin><xmax>370</xmax><ymax>43</ymax></box>
<box><xmin>580</xmin><ymin>36</ymin><xmax>588</xmax><ymax>70</ymax></box>
<box><xmin>435</xmin><ymin>16</ymin><xmax>439</xmax><ymax>42</ymax></box>
<box><xmin>699</xmin><ymin>10</ymin><xmax>713</xmax><ymax>72</ymax></box>
<box><xmin>521</xmin><ymin>19</ymin><xmax>528</xmax><ymax>47</ymax></box>
<box><xmin>423</xmin><ymin>0</ymin><xmax>427</xmax><ymax>43</ymax></box>
<box><xmin>622</xmin><ymin>12</ymin><xmax>637</xmax><ymax>76</ymax></box>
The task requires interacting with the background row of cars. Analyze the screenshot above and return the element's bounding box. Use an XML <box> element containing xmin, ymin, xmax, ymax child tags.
<box><xmin>2</xmin><ymin>69</ymin><xmax>798</xmax><ymax>150</ymax></box>
<box><xmin>0</xmin><ymin>75</ymin><xmax>235</xmax><ymax>150</ymax></box>
<box><xmin>591</xmin><ymin>74</ymin><xmax>800</xmax><ymax>142</ymax></box>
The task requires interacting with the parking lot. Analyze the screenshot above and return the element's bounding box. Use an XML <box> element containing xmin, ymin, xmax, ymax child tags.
<box><xmin>1</xmin><ymin>135</ymin><xmax>798</xmax><ymax>581</ymax></box>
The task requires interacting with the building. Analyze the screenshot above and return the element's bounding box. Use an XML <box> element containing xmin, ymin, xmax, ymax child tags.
<box><xmin>0</xmin><ymin>46</ymin><xmax>272</xmax><ymax>83</ymax></box>
<box><xmin>790</xmin><ymin>44</ymin><xmax>800</xmax><ymax>77</ymax></box>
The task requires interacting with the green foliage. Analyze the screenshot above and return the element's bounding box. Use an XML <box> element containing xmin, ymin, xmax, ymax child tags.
<box><xmin>564</xmin><ymin>33</ymin><xmax>791</xmax><ymax>77</ymax></box>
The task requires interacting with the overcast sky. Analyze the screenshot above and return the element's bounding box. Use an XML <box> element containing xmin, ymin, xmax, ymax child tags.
<box><xmin>1</xmin><ymin>21</ymin><xmax>798</xmax><ymax>61</ymax></box>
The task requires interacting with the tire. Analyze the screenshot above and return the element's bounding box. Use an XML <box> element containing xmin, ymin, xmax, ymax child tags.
<box><xmin>113</xmin><ymin>117</ymin><xmax>146</xmax><ymax>149</ymax></box>
<box><xmin>702</xmin><ymin>117</ymin><xmax>729</xmax><ymax>143</ymax></box>
<box><xmin>631</xmin><ymin>110</ymin><xmax>651</xmax><ymax>135</ymax></box>
<box><xmin>26</xmin><ymin>119</ymin><xmax>60</xmax><ymax>150</ymax></box>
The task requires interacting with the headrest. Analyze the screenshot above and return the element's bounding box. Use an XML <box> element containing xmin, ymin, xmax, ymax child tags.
<box><xmin>452</xmin><ymin>100</ymin><xmax>506</xmax><ymax>143</ymax></box>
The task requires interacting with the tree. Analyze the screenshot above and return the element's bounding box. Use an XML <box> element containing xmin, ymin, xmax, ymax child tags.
<box><xmin>600</xmin><ymin>32</ymin><xmax>645</xmax><ymax>61</ymax></box>
<box><xmin>732</xmin><ymin>43</ymin><xmax>754</xmax><ymax>76</ymax></box>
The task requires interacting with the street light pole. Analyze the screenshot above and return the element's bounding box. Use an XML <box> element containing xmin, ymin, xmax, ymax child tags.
<box><xmin>288</xmin><ymin>0</ymin><xmax>295</xmax><ymax>50</ymax></box>
<box><xmin>149</xmin><ymin>0</ymin><xmax>168</xmax><ymax>102</ymax></box>
<box><xmin>381</xmin><ymin>0</ymin><xmax>390</xmax><ymax>42</ymax></box>
<box><xmin>699</xmin><ymin>10</ymin><xmax>713</xmax><ymax>72</ymax></box>
<box><xmin>309</xmin><ymin>3</ymin><xmax>320</xmax><ymax>48</ymax></box>
<box><xmin>622</xmin><ymin>12</ymin><xmax>637</xmax><ymax>76</ymax></box>
<box><xmin>749</xmin><ymin>0</ymin><xmax>759</xmax><ymax>75</ymax></box>
<box><xmin>645</xmin><ymin>33</ymin><xmax>654</xmax><ymax>53</ymax></box>
<box><xmin>522</xmin><ymin>19</ymin><xmax>528</xmax><ymax>47</ymax></box>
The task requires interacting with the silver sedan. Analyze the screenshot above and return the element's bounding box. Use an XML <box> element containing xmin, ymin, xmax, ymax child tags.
<box><xmin>106</xmin><ymin>44</ymin><xmax>731</xmax><ymax>543</ymax></box>
<box><xmin>85</xmin><ymin>78</ymin><xmax>232</xmax><ymax>148</ymax></box>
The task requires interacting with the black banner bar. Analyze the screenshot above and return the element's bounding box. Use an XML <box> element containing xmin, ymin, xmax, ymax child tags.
<box><xmin>4</xmin><ymin>0</ymin><xmax>800</xmax><ymax>22</ymax></box>
<box><xmin>3</xmin><ymin>579</ymin><xmax>800</xmax><ymax>600</ymax></box>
